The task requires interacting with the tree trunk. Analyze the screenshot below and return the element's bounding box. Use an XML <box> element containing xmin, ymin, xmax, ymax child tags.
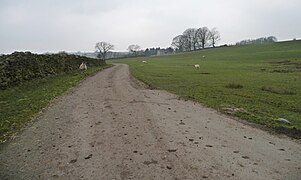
<box><xmin>102</xmin><ymin>52</ymin><xmax>106</xmax><ymax>61</ymax></box>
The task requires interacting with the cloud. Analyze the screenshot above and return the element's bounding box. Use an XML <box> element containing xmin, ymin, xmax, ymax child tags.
<box><xmin>0</xmin><ymin>0</ymin><xmax>300</xmax><ymax>53</ymax></box>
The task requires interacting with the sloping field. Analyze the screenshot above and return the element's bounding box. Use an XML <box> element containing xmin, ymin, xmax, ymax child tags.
<box><xmin>112</xmin><ymin>40</ymin><xmax>301</xmax><ymax>137</ymax></box>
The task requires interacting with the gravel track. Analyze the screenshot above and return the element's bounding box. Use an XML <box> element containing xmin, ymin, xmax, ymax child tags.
<box><xmin>0</xmin><ymin>64</ymin><xmax>300</xmax><ymax>179</ymax></box>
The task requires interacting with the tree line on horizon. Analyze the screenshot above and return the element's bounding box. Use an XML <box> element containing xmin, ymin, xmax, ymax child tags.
<box><xmin>94</xmin><ymin>42</ymin><xmax>175</xmax><ymax>60</ymax></box>
<box><xmin>93</xmin><ymin>30</ymin><xmax>279</xmax><ymax>60</ymax></box>
<box><xmin>171</xmin><ymin>27</ymin><xmax>221</xmax><ymax>52</ymax></box>
<box><xmin>126</xmin><ymin>45</ymin><xmax>174</xmax><ymax>57</ymax></box>
<box><xmin>235</xmin><ymin>36</ymin><xmax>277</xmax><ymax>45</ymax></box>
<box><xmin>93</xmin><ymin>27</ymin><xmax>221</xmax><ymax>59</ymax></box>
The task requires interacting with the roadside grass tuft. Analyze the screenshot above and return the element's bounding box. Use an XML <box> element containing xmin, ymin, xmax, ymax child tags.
<box><xmin>225</xmin><ymin>83</ymin><xmax>243</xmax><ymax>89</ymax></box>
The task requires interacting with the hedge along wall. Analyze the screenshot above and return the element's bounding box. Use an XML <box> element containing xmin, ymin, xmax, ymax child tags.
<box><xmin>0</xmin><ymin>52</ymin><xmax>106</xmax><ymax>89</ymax></box>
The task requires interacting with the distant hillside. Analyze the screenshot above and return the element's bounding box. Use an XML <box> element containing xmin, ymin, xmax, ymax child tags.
<box><xmin>71</xmin><ymin>51</ymin><xmax>130</xmax><ymax>59</ymax></box>
<box><xmin>71</xmin><ymin>52</ymin><xmax>98</xmax><ymax>59</ymax></box>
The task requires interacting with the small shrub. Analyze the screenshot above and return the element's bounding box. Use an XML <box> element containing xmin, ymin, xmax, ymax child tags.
<box><xmin>261</xmin><ymin>86</ymin><xmax>296</xmax><ymax>95</ymax></box>
<box><xmin>225</xmin><ymin>83</ymin><xmax>243</xmax><ymax>89</ymax></box>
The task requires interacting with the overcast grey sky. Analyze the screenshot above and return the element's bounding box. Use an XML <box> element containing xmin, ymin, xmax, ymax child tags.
<box><xmin>0</xmin><ymin>0</ymin><xmax>300</xmax><ymax>53</ymax></box>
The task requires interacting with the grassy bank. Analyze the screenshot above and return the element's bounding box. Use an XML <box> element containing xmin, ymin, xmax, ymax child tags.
<box><xmin>112</xmin><ymin>40</ymin><xmax>301</xmax><ymax>138</ymax></box>
<box><xmin>0</xmin><ymin>65</ymin><xmax>111</xmax><ymax>143</ymax></box>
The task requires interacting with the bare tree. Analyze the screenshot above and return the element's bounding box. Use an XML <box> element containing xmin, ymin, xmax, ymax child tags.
<box><xmin>127</xmin><ymin>44</ymin><xmax>141</xmax><ymax>56</ymax></box>
<box><xmin>171</xmin><ymin>35</ymin><xmax>185</xmax><ymax>52</ymax></box>
<box><xmin>181</xmin><ymin>35</ymin><xmax>192</xmax><ymax>51</ymax></box>
<box><xmin>208</xmin><ymin>28</ymin><xmax>221</xmax><ymax>47</ymax></box>
<box><xmin>95</xmin><ymin>42</ymin><xmax>114</xmax><ymax>60</ymax></box>
<box><xmin>197</xmin><ymin>27</ymin><xmax>210</xmax><ymax>49</ymax></box>
<box><xmin>183</xmin><ymin>28</ymin><xmax>198</xmax><ymax>51</ymax></box>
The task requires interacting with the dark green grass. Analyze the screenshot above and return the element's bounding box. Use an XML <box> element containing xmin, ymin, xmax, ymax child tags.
<box><xmin>111</xmin><ymin>40</ymin><xmax>301</xmax><ymax>138</ymax></box>
<box><xmin>0</xmin><ymin>65</ymin><xmax>111</xmax><ymax>142</ymax></box>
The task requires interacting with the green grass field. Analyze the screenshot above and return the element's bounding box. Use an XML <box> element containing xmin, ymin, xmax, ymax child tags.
<box><xmin>0</xmin><ymin>65</ymin><xmax>111</xmax><ymax>143</ymax></box>
<box><xmin>112</xmin><ymin>40</ymin><xmax>301</xmax><ymax>138</ymax></box>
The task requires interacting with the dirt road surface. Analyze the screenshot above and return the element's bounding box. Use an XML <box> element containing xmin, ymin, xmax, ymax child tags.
<box><xmin>1</xmin><ymin>64</ymin><xmax>300</xmax><ymax>180</ymax></box>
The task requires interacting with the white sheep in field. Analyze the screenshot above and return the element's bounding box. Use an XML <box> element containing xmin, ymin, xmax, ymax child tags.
<box><xmin>194</xmin><ymin>64</ymin><xmax>200</xmax><ymax>69</ymax></box>
<box><xmin>79</xmin><ymin>62</ymin><xmax>87</xmax><ymax>70</ymax></box>
<box><xmin>202</xmin><ymin>55</ymin><xmax>206</xmax><ymax>58</ymax></box>
<box><xmin>142</xmin><ymin>61</ymin><xmax>147</xmax><ymax>64</ymax></box>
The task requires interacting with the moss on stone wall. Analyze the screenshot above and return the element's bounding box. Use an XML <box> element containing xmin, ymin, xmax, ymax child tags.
<box><xmin>0</xmin><ymin>52</ymin><xmax>105</xmax><ymax>89</ymax></box>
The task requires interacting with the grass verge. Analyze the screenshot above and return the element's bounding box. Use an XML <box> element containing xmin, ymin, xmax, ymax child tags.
<box><xmin>0</xmin><ymin>65</ymin><xmax>111</xmax><ymax>143</ymax></box>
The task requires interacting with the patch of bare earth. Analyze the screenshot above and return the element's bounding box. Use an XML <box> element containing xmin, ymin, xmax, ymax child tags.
<box><xmin>1</xmin><ymin>64</ymin><xmax>300</xmax><ymax>179</ymax></box>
